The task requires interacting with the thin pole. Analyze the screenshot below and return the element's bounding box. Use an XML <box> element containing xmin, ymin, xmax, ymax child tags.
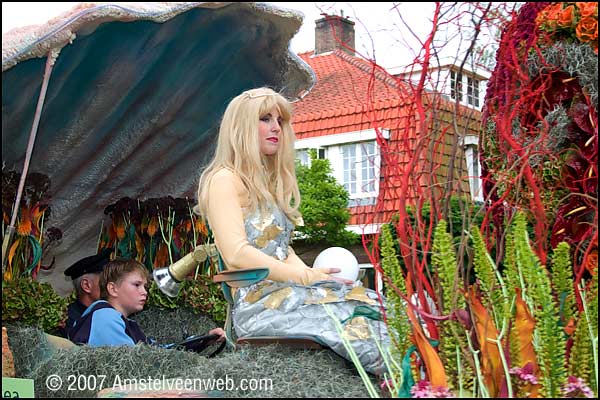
<box><xmin>2</xmin><ymin>50</ymin><xmax>57</xmax><ymax>272</ymax></box>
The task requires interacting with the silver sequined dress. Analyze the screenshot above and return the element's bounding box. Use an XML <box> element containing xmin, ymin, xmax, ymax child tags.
<box><xmin>232</xmin><ymin>204</ymin><xmax>390</xmax><ymax>375</ymax></box>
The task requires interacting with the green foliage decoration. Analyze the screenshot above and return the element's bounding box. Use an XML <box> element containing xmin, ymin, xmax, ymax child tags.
<box><xmin>513</xmin><ymin>212</ymin><xmax>567</xmax><ymax>397</ymax></box>
<box><xmin>432</xmin><ymin>220</ymin><xmax>474</xmax><ymax>393</ymax></box>
<box><xmin>550</xmin><ymin>242</ymin><xmax>576</xmax><ymax>326</ymax></box>
<box><xmin>295</xmin><ymin>150</ymin><xmax>359</xmax><ymax>247</ymax></box>
<box><xmin>180</xmin><ymin>276</ymin><xmax>227</xmax><ymax>324</ymax></box>
<box><xmin>146</xmin><ymin>280</ymin><xmax>179</xmax><ymax>310</ymax></box>
<box><xmin>433</xmin><ymin>220</ymin><xmax>463</xmax><ymax>313</ymax></box>
<box><xmin>569</xmin><ymin>270</ymin><xmax>598</xmax><ymax>392</ymax></box>
<box><xmin>380</xmin><ymin>223</ymin><xmax>410</xmax><ymax>369</ymax></box>
<box><xmin>471</xmin><ymin>227</ymin><xmax>508</xmax><ymax>326</ymax></box>
<box><xmin>2</xmin><ymin>278</ymin><xmax>68</xmax><ymax>334</ymax></box>
<box><xmin>144</xmin><ymin>277</ymin><xmax>226</xmax><ymax>324</ymax></box>
<box><xmin>383</xmin><ymin>195</ymin><xmax>486</xmax><ymax>278</ymax></box>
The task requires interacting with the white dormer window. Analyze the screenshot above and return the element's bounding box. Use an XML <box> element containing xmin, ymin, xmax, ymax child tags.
<box><xmin>451</xmin><ymin>70</ymin><xmax>463</xmax><ymax>102</ymax></box>
<box><xmin>467</xmin><ymin>77</ymin><xmax>480</xmax><ymax>108</ymax></box>
<box><xmin>450</xmin><ymin>70</ymin><xmax>482</xmax><ymax>109</ymax></box>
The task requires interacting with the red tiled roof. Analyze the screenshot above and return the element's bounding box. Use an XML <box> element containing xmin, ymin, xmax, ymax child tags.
<box><xmin>293</xmin><ymin>49</ymin><xmax>478</xmax><ymax>226</ymax></box>
<box><xmin>293</xmin><ymin>50</ymin><xmax>408</xmax><ymax>122</ymax></box>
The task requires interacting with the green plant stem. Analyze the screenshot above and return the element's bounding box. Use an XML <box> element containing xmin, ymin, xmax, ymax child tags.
<box><xmin>456</xmin><ymin>345</ymin><xmax>465</xmax><ymax>398</ymax></box>
<box><xmin>580</xmin><ymin>281</ymin><xmax>599</xmax><ymax>394</ymax></box>
<box><xmin>324</xmin><ymin>305</ymin><xmax>379</xmax><ymax>398</ymax></box>
<box><xmin>491</xmin><ymin>302</ymin><xmax>513</xmax><ymax>399</ymax></box>
<box><xmin>369</xmin><ymin>324</ymin><xmax>400</xmax><ymax>393</ymax></box>
<box><xmin>158</xmin><ymin>208</ymin><xmax>175</xmax><ymax>265</ymax></box>
<box><xmin>466</xmin><ymin>330</ymin><xmax>490</xmax><ymax>398</ymax></box>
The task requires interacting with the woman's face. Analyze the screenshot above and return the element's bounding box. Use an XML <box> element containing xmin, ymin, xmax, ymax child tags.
<box><xmin>258</xmin><ymin>107</ymin><xmax>283</xmax><ymax>156</ymax></box>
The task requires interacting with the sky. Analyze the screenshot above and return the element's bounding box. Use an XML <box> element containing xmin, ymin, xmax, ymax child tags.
<box><xmin>1</xmin><ymin>2</ymin><xmax>450</xmax><ymax>70</ymax></box>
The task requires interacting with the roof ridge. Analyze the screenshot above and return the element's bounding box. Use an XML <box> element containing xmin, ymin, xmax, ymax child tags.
<box><xmin>332</xmin><ymin>49</ymin><xmax>405</xmax><ymax>89</ymax></box>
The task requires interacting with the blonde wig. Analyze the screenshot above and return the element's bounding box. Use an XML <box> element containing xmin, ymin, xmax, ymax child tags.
<box><xmin>197</xmin><ymin>87</ymin><xmax>301</xmax><ymax>221</ymax></box>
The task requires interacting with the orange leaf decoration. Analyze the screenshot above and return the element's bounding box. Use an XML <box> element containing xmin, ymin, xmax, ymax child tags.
<box><xmin>147</xmin><ymin>217</ymin><xmax>158</xmax><ymax>238</ymax></box>
<box><xmin>513</xmin><ymin>288</ymin><xmax>540</xmax><ymax>397</ymax></box>
<box><xmin>115</xmin><ymin>220</ymin><xmax>126</xmax><ymax>240</ymax></box>
<box><xmin>195</xmin><ymin>218</ymin><xmax>208</xmax><ymax>237</ymax></box>
<box><xmin>3</xmin><ymin>269</ymin><xmax>13</xmax><ymax>281</ymax></box>
<box><xmin>135</xmin><ymin>233</ymin><xmax>145</xmax><ymax>262</ymax></box>
<box><xmin>563</xmin><ymin>317</ymin><xmax>576</xmax><ymax>336</ymax></box>
<box><xmin>467</xmin><ymin>286</ymin><xmax>503</xmax><ymax>398</ymax></box>
<box><xmin>513</xmin><ymin>288</ymin><xmax>537</xmax><ymax>367</ymax></box>
<box><xmin>153</xmin><ymin>243</ymin><xmax>169</xmax><ymax>268</ymax></box>
<box><xmin>405</xmin><ymin>272</ymin><xmax>448</xmax><ymax>388</ymax></box>
<box><xmin>31</xmin><ymin>204</ymin><xmax>45</xmax><ymax>226</ymax></box>
<box><xmin>583</xmin><ymin>240</ymin><xmax>598</xmax><ymax>275</ymax></box>
<box><xmin>7</xmin><ymin>239</ymin><xmax>21</xmax><ymax>274</ymax></box>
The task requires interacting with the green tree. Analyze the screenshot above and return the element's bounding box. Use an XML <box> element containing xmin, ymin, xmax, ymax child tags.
<box><xmin>295</xmin><ymin>150</ymin><xmax>359</xmax><ymax>246</ymax></box>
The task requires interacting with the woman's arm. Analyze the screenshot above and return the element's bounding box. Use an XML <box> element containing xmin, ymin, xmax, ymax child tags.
<box><xmin>206</xmin><ymin>169</ymin><xmax>328</xmax><ymax>285</ymax></box>
<box><xmin>284</xmin><ymin>246</ymin><xmax>309</xmax><ymax>269</ymax></box>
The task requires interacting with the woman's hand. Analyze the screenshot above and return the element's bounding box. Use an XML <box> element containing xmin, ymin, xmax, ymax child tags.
<box><xmin>209</xmin><ymin>327</ymin><xmax>227</xmax><ymax>343</ymax></box>
<box><xmin>316</xmin><ymin>267</ymin><xmax>354</xmax><ymax>285</ymax></box>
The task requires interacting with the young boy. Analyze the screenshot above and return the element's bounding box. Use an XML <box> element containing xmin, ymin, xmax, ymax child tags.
<box><xmin>70</xmin><ymin>258</ymin><xmax>225</xmax><ymax>347</ymax></box>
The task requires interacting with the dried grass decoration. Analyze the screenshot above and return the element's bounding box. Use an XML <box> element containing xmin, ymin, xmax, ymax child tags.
<box><xmin>6</xmin><ymin>307</ymin><xmax>378</xmax><ymax>398</ymax></box>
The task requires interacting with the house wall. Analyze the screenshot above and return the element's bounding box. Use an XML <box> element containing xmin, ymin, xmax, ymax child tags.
<box><xmin>295</xmin><ymin>96</ymin><xmax>481</xmax><ymax>228</ymax></box>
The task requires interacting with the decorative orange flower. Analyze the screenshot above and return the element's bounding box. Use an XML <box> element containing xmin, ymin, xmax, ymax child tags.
<box><xmin>576</xmin><ymin>2</ymin><xmax>598</xmax><ymax>18</ymax></box>
<box><xmin>147</xmin><ymin>216</ymin><xmax>158</xmax><ymax>237</ymax></box>
<box><xmin>583</xmin><ymin>239</ymin><xmax>597</xmax><ymax>275</ymax></box>
<box><xmin>576</xmin><ymin>16</ymin><xmax>598</xmax><ymax>42</ymax></box>
<box><xmin>195</xmin><ymin>218</ymin><xmax>208</xmax><ymax>237</ymax></box>
<box><xmin>557</xmin><ymin>5</ymin><xmax>576</xmax><ymax>28</ymax></box>
<box><xmin>546</xmin><ymin>3</ymin><xmax>564</xmax><ymax>27</ymax></box>
<box><xmin>115</xmin><ymin>219</ymin><xmax>126</xmax><ymax>240</ymax></box>
<box><xmin>537</xmin><ymin>3</ymin><xmax>563</xmax><ymax>29</ymax></box>
<box><xmin>16</xmin><ymin>207</ymin><xmax>32</xmax><ymax>236</ymax></box>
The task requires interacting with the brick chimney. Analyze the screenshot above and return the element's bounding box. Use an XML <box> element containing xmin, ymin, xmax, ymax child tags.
<box><xmin>314</xmin><ymin>14</ymin><xmax>355</xmax><ymax>56</ymax></box>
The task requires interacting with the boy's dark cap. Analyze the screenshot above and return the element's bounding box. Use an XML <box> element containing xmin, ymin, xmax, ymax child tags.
<box><xmin>64</xmin><ymin>248</ymin><xmax>113</xmax><ymax>279</ymax></box>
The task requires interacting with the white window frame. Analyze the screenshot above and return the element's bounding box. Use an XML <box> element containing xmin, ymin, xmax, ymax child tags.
<box><xmin>295</xmin><ymin>128</ymin><xmax>390</xmax><ymax>200</ymax></box>
<box><xmin>450</xmin><ymin>70</ymin><xmax>463</xmax><ymax>102</ymax></box>
<box><xmin>466</xmin><ymin>76</ymin><xmax>480</xmax><ymax>108</ymax></box>
<box><xmin>449</xmin><ymin>70</ymin><xmax>484</xmax><ymax>110</ymax></box>
<box><xmin>296</xmin><ymin>148</ymin><xmax>326</xmax><ymax>167</ymax></box>
<box><xmin>340</xmin><ymin>141</ymin><xmax>379</xmax><ymax>199</ymax></box>
<box><xmin>462</xmin><ymin>135</ymin><xmax>483</xmax><ymax>202</ymax></box>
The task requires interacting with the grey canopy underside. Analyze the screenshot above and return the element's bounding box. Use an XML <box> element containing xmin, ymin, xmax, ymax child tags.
<box><xmin>2</xmin><ymin>2</ymin><xmax>315</xmax><ymax>293</ymax></box>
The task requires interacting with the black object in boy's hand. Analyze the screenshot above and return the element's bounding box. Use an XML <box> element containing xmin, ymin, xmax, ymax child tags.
<box><xmin>179</xmin><ymin>334</ymin><xmax>220</xmax><ymax>352</ymax></box>
<box><xmin>164</xmin><ymin>333</ymin><xmax>226</xmax><ymax>357</ymax></box>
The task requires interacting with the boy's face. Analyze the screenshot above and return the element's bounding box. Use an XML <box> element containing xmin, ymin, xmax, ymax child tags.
<box><xmin>110</xmin><ymin>271</ymin><xmax>148</xmax><ymax>317</ymax></box>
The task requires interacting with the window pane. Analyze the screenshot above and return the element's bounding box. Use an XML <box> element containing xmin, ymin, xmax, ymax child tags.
<box><xmin>342</xmin><ymin>144</ymin><xmax>357</xmax><ymax>195</ymax></box>
<box><xmin>467</xmin><ymin>77</ymin><xmax>480</xmax><ymax>107</ymax></box>
<box><xmin>359</xmin><ymin>141</ymin><xmax>377</xmax><ymax>194</ymax></box>
<box><xmin>296</xmin><ymin>150</ymin><xmax>309</xmax><ymax>166</ymax></box>
<box><xmin>451</xmin><ymin>71</ymin><xmax>463</xmax><ymax>101</ymax></box>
